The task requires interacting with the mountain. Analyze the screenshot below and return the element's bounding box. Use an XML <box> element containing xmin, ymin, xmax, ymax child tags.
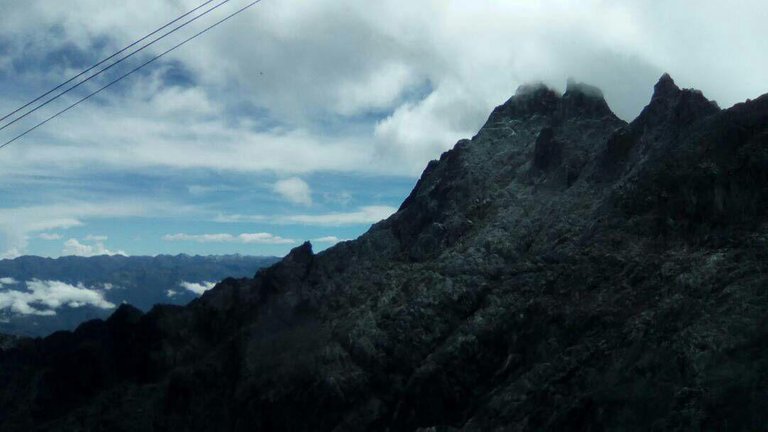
<box><xmin>1</xmin><ymin>75</ymin><xmax>767</xmax><ymax>431</ymax></box>
<box><xmin>0</xmin><ymin>254</ymin><xmax>279</xmax><ymax>337</ymax></box>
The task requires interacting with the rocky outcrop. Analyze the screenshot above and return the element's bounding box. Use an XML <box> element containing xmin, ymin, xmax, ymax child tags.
<box><xmin>1</xmin><ymin>75</ymin><xmax>767</xmax><ymax>431</ymax></box>
<box><xmin>0</xmin><ymin>333</ymin><xmax>20</xmax><ymax>351</ymax></box>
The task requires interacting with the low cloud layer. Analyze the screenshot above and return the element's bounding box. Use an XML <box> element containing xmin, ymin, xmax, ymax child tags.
<box><xmin>313</xmin><ymin>236</ymin><xmax>345</xmax><ymax>244</ymax></box>
<box><xmin>179</xmin><ymin>281</ymin><xmax>217</xmax><ymax>296</ymax></box>
<box><xmin>63</xmin><ymin>238</ymin><xmax>127</xmax><ymax>257</ymax></box>
<box><xmin>162</xmin><ymin>232</ymin><xmax>295</xmax><ymax>245</ymax></box>
<box><xmin>0</xmin><ymin>279</ymin><xmax>115</xmax><ymax>316</ymax></box>
<box><xmin>216</xmin><ymin>205</ymin><xmax>398</xmax><ymax>226</ymax></box>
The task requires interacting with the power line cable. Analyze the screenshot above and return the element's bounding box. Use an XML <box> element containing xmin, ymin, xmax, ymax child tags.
<box><xmin>0</xmin><ymin>0</ymin><xmax>233</xmax><ymax>133</ymax></box>
<box><xmin>0</xmin><ymin>0</ymin><xmax>263</xmax><ymax>151</ymax></box>
<box><xmin>0</xmin><ymin>0</ymin><xmax>216</xmax><ymax>125</ymax></box>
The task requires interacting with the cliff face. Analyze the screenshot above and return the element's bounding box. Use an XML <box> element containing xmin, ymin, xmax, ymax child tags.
<box><xmin>1</xmin><ymin>75</ymin><xmax>767</xmax><ymax>431</ymax></box>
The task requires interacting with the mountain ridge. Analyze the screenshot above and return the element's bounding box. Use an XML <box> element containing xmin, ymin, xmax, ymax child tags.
<box><xmin>1</xmin><ymin>74</ymin><xmax>767</xmax><ymax>431</ymax></box>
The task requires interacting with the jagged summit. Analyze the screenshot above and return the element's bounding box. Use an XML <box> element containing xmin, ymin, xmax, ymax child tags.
<box><xmin>487</xmin><ymin>79</ymin><xmax>618</xmax><ymax>127</ymax></box>
<box><xmin>514</xmin><ymin>81</ymin><xmax>552</xmax><ymax>97</ymax></box>
<box><xmin>565</xmin><ymin>78</ymin><xmax>604</xmax><ymax>97</ymax></box>
<box><xmin>633</xmin><ymin>73</ymin><xmax>720</xmax><ymax>129</ymax></box>
<box><xmin>487</xmin><ymin>82</ymin><xmax>561</xmax><ymax>122</ymax></box>
<box><xmin>1</xmin><ymin>78</ymin><xmax>768</xmax><ymax>431</ymax></box>
<box><xmin>652</xmin><ymin>72</ymin><xmax>680</xmax><ymax>100</ymax></box>
<box><xmin>561</xmin><ymin>78</ymin><xmax>615</xmax><ymax>120</ymax></box>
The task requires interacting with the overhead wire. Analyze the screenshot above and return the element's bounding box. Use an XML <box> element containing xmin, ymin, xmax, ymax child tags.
<box><xmin>0</xmin><ymin>0</ymin><xmax>234</xmax><ymax>133</ymax></box>
<box><xmin>0</xmin><ymin>0</ymin><xmax>220</xmax><ymax>126</ymax></box>
<box><xmin>0</xmin><ymin>0</ymin><xmax>217</xmax><ymax>125</ymax></box>
<box><xmin>0</xmin><ymin>0</ymin><xmax>263</xmax><ymax>151</ymax></box>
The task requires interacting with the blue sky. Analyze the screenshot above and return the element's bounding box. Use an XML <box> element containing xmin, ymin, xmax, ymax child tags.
<box><xmin>1</xmin><ymin>0</ymin><xmax>767</xmax><ymax>258</ymax></box>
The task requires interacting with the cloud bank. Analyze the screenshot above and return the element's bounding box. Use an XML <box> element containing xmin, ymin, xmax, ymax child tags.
<box><xmin>179</xmin><ymin>281</ymin><xmax>217</xmax><ymax>296</ymax></box>
<box><xmin>216</xmin><ymin>205</ymin><xmax>398</xmax><ymax>226</ymax></box>
<box><xmin>0</xmin><ymin>279</ymin><xmax>115</xmax><ymax>316</ymax></box>
<box><xmin>162</xmin><ymin>232</ymin><xmax>295</xmax><ymax>245</ymax></box>
<box><xmin>313</xmin><ymin>236</ymin><xmax>345</xmax><ymax>244</ymax></box>
<box><xmin>63</xmin><ymin>238</ymin><xmax>127</xmax><ymax>257</ymax></box>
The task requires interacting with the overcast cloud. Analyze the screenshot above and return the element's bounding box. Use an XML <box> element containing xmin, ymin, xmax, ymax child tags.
<box><xmin>0</xmin><ymin>0</ymin><xmax>766</xmax><ymax>257</ymax></box>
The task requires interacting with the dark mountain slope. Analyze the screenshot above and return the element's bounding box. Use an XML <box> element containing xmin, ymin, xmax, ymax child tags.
<box><xmin>1</xmin><ymin>75</ymin><xmax>767</xmax><ymax>431</ymax></box>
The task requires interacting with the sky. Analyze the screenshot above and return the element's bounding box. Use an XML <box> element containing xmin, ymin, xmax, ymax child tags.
<box><xmin>0</xmin><ymin>0</ymin><xmax>766</xmax><ymax>259</ymax></box>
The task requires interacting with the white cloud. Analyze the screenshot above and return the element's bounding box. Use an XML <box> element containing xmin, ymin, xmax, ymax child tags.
<box><xmin>0</xmin><ymin>249</ymin><xmax>22</xmax><ymax>260</ymax></box>
<box><xmin>215</xmin><ymin>205</ymin><xmax>398</xmax><ymax>226</ymax></box>
<box><xmin>273</xmin><ymin>177</ymin><xmax>313</xmax><ymax>206</ymax></box>
<box><xmin>7</xmin><ymin>0</ymin><xmax>763</xmax><ymax>181</ymax></box>
<box><xmin>162</xmin><ymin>232</ymin><xmax>295</xmax><ymax>245</ymax></box>
<box><xmin>313</xmin><ymin>236</ymin><xmax>345</xmax><ymax>244</ymax></box>
<box><xmin>333</xmin><ymin>62</ymin><xmax>421</xmax><ymax>116</ymax></box>
<box><xmin>163</xmin><ymin>233</ymin><xmax>232</xmax><ymax>243</ymax></box>
<box><xmin>62</xmin><ymin>238</ymin><xmax>127</xmax><ymax>257</ymax></box>
<box><xmin>0</xmin><ymin>279</ymin><xmax>115</xmax><ymax>316</ymax></box>
<box><xmin>0</xmin><ymin>277</ymin><xmax>18</xmax><ymax>285</ymax></box>
<box><xmin>179</xmin><ymin>281</ymin><xmax>216</xmax><ymax>296</ymax></box>
<box><xmin>0</xmin><ymin>202</ymin><xmax>147</xmax><ymax>258</ymax></box>
<box><xmin>279</xmin><ymin>206</ymin><xmax>398</xmax><ymax>226</ymax></box>
<box><xmin>374</xmin><ymin>80</ymin><xmax>489</xmax><ymax>173</ymax></box>
<box><xmin>166</xmin><ymin>289</ymin><xmax>178</xmax><ymax>298</ymax></box>
<box><xmin>238</xmin><ymin>233</ymin><xmax>295</xmax><ymax>244</ymax></box>
<box><xmin>38</xmin><ymin>233</ymin><xmax>63</xmax><ymax>240</ymax></box>
<box><xmin>84</xmin><ymin>234</ymin><xmax>108</xmax><ymax>242</ymax></box>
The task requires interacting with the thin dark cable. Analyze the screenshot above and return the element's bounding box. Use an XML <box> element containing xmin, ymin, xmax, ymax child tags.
<box><xmin>0</xmin><ymin>0</ymin><xmax>263</xmax><ymax>151</ymax></box>
<box><xmin>0</xmin><ymin>0</ymin><xmax>233</xmax><ymax>133</ymax></box>
<box><xmin>0</xmin><ymin>0</ymin><xmax>215</xmax><ymax>125</ymax></box>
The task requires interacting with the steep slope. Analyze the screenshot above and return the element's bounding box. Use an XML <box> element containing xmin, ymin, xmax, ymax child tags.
<box><xmin>1</xmin><ymin>75</ymin><xmax>767</xmax><ymax>431</ymax></box>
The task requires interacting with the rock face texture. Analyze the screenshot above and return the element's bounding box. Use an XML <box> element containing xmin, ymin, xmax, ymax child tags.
<box><xmin>1</xmin><ymin>75</ymin><xmax>767</xmax><ymax>431</ymax></box>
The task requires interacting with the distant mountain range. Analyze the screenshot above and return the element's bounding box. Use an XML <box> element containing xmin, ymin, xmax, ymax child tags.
<box><xmin>0</xmin><ymin>254</ymin><xmax>278</xmax><ymax>337</ymax></box>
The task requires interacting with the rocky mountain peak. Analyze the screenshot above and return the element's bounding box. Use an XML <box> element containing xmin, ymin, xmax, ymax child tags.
<box><xmin>484</xmin><ymin>82</ymin><xmax>560</xmax><ymax>124</ymax></box>
<box><xmin>652</xmin><ymin>72</ymin><xmax>680</xmax><ymax>100</ymax></box>
<box><xmin>486</xmin><ymin>79</ymin><xmax>619</xmax><ymax>128</ymax></box>
<box><xmin>105</xmin><ymin>303</ymin><xmax>143</xmax><ymax>326</ymax></box>
<box><xmin>560</xmin><ymin>78</ymin><xmax>616</xmax><ymax>120</ymax></box>
<box><xmin>633</xmin><ymin>73</ymin><xmax>720</xmax><ymax>129</ymax></box>
<box><xmin>282</xmin><ymin>241</ymin><xmax>314</xmax><ymax>267</ymax></box>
